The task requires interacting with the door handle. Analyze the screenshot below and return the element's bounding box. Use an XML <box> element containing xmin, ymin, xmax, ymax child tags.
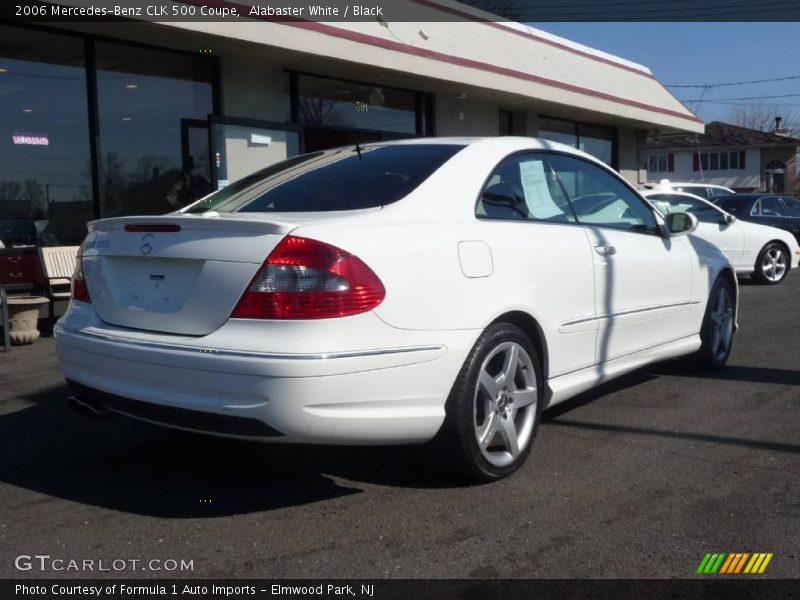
<box><xmin>594</xmin><ymin>245</ymin><xmax>617</xmax><ymax>256</ymax></box>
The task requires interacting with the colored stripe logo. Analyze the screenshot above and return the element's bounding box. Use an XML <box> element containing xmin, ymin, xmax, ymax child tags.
<box><xmin>697</xmin><ymin>553</ymin><xmax>773</xmax><ymax>574</ymax></box>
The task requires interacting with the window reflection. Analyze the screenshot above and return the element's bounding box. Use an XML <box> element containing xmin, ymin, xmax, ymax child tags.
<box><xmin>539</xmin><ymin>117</ymin><xmax>577</xmax><ymax>149</ymax></box>
<box><xmin>295</xmin><ymin>73</ymin><xmax>419</xmax><ymax>134</ymax></box>
<box><xmin>95</xmin><ymin>42</ymin><xmax>214</xmax><ymax>218</ymax></box>
<box><xmin>0</xmin><ymin>25</ymin><xmax>93</xmax><ymax>246</ymax></box>
<box><xmin>539</xmin><ymin>117</ymin><xmax>615</xmax><ymax>167</ymax></box>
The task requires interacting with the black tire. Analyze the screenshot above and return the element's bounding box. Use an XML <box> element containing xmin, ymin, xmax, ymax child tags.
<box><xmin>752</xmin><ymin>242</ymin><xmax>790</xmax><ymax>285</ymax></box>
<box><xmin>432</xmin><ymin>322</ymin><xmax>543</xmax><ymax>483</ymax></box>
<box><xmin>692</xmin><ymin>277</ymin><xmax>736</xmax><ymax>370</ymax></box>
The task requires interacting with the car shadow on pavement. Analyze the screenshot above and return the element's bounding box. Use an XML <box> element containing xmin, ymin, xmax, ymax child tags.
<box><xmin>0</xmin><ymin>385</ymin><xmax>466</xmax><ymax>517</ymax></box>
<box><xmin>546</xmin><ymin>419</ymin><xmax>800</xmax><ymax>455</ymax></box>
<box><xmin>647</xmin><ymin>361</ymin><xmax>800</xmax><ymax>386</ymax></box>
<box><xmin>541</xmin><ymin>370</ymin><xmax>658</xmax><ymax>421</ymax></box>
<box><xmin>0</xmin><ymin>387</ymin><xmax>365</xmax><ymax>518</ymax></box>
<box><xmin>542</xmin><ymin>360</ymin><xmax>800</xmax><ymax>456</ymax></box>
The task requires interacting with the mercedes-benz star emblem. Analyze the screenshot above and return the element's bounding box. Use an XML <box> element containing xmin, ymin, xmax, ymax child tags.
<box><xmin>140</xmin><ymin>233</ymin><xmax>155</xmax><ymax>256</ymax></box>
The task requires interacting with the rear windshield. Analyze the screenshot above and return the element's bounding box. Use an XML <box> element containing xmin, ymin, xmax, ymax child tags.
<box><xmin>184</xmin><ymin>144</ymin><xmax>463</xmax><ymax>214</ymax></box>
<box><xmin>674</xmin><ymin>186</ymin><xmax>710</xmax><ymax>199</ymax></box>
<box><xmin>708</xmin><ymin>188</ymin><xmax>732</xmax><ymax>198</ymax></box>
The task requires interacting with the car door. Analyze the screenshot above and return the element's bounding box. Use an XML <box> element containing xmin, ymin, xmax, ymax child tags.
<box><xmin>753</xmin><ymin>196</ymin><xmax>792</xmax><ymax>234</ymax></box>
<box><xmin>779</xmin><ymin>197</ymin><xmax>800</xmax><ymax>243</ymax></box>
<box><xmin>548</xmin><ymin>154</ymin><xmax>694</xmax><ymax>364</ymax></box>
<box><xmin>475</xmin><ymin>152</ymin><xmax>598</xmax><ymax>376</ymax></box>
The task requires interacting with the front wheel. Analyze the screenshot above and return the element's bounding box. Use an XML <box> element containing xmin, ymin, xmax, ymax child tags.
<box><xmin>693</xmin><ymin>277</ymin><xmax>736</xmax><ymax>369</ymax></box>
<box><xmin>753</xmin><ymin>242</ymin><xmax>789</xmax><ymax>285</ymax></box>
<box><xmin>434</xmin><ymin>322</ymin><xmax>543</xmax><ymax>483</ymax></box>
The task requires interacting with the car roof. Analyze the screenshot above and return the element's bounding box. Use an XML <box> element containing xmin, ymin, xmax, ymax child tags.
<box><xmin>642</xmin><ymin>190</ymin><xmax>709</xmax><ymax>201</ymax></box>
<box><xmin>715</xmin><ymin>194</ymin><xmax>770</xmax><ymax>204</ymax></box>
<box><xmin>659</xmin><ymin>181</ymin><xmax>728</xmax><ymax>187</ymax></box>
<box><xmin>646</xmin><ymin>181</ymin><xmax>734</xmax><ymax>191</ymax></box>
<box><xmin>717</xmin><ymin>193</ymin><xmax>775</xmax><ymax>200</ymax></box>
<box><xmin>357</xmin><ymin>136</ymin><xmax>602</xmax><ymax>163</ymax></box>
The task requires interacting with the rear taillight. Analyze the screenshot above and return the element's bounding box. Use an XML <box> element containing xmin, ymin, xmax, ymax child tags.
<box><xmin>231</xmin><ymin>236</ymin><xmax>385</xmax><ymax>319</ymax></box>
<box><xmin>71</xmin><ymin>241</ymin><xmax>91</xmax><ymax>303</ymax></box>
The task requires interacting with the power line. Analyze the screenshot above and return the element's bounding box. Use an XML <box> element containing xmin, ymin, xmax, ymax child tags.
<box><xmin>490</xmin><ymin>0</ymin><xmax>798</xmax><ymax>12</ymax></box>
<box><xmin>666</xmin><ymin>74</ymin><xmax>800</xmax><ymax>88</ymax></box>
<box><xmin>508</xmin><ymin>0</ymin><xmax>800</xmax><ymax>18</ymax></box>
<box><xmin>700</xmin><ymin>99</ymin><xmax>800</xmax><ymax>106</ymax></box>
<box><xmin>680</xmin><ymin>93</ymin><xmax>800</xmax><ymax>103</ymax></box>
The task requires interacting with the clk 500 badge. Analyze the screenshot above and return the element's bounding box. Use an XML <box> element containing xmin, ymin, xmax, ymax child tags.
<box><xmin>83</xmin><ymin>240</ymin><xmax>110</xmax><ymax>250</ymax></box>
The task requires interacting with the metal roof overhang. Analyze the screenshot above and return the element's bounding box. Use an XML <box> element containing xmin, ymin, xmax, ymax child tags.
<box><xmin>46</xmin><ymin>0</ymin><xmax>703</xmax><ymax>134</ymax></box>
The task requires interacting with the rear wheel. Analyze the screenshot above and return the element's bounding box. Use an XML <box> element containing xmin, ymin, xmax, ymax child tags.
<box><xmin>435</xmin><ymin>322</ymin><xmax>542</xmax><ymax>482</ymax></box>
<box><xmin>753</xmin><ymin>242</ymin><xmax>789</xmax><ymax>285</ymax></box>
<box><xmin>693</xmin><ymin>277</ymin><xmax>736</xmax><ymax>369</ymax></box>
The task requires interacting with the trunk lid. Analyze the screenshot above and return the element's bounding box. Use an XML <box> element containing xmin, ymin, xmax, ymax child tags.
<box><xmin>80</xmin><ymin>213</ymin><xmax>295</xmax><ymax>335</ymax></box>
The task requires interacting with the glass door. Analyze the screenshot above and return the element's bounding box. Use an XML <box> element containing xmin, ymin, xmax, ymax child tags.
<box><xmin>210</xmin><ymin>117</ymin><xmax>301</xmax><ymax>190</ymax></box>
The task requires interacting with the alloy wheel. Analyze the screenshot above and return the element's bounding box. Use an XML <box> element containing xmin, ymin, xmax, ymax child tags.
<box><xmin>709</xmin><ymin>286</ymin><xmax>734</xmax><ymax>362</ymax></box>
<box><xmin>473</xmin><ymin>341</ymin><xmax>538</xmax><ymax>468</ymax></box>
<box><xmin>761</xmin><ymin>247</ymin><xmax>787</xmax><ymax>282</ymax></box>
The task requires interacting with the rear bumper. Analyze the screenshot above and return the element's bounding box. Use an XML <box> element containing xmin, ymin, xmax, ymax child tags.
<box><xmin>55</xmin><ymin>321</ymin><xmax>476</xmax><ymax>445</ymax></box>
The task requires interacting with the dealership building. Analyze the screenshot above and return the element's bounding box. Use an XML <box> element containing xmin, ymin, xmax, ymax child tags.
<box><xmin>0</xmin><ymin>0</ymin><xmax>703</xmax><ymax>251</ymax></box>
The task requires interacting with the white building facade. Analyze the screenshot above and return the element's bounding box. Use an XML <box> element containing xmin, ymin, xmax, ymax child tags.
<box><xmin>0</xmin><ymin>0</ymin><xmax>702</xmax><ymax>252</ymax></box>
<box><xmin>643</xmin><ymin>121</ymin><xmax>800</xmax><ymax>193</ymax></box>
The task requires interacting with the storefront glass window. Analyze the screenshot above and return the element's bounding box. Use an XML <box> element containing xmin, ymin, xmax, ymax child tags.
<box><xmin>95</xmin><ymin>42</ymin><xmax>215</xmax><ymax>217</ymax></box>
<box><xmin>0</xmin><ymin>25</ymin><xmax>93</xmax><ymax>246</ymax></box>
<box><xmin>579</xmin><ymin>123</ymin><xmax>614</xmax><ymax>166</ymax></box>
<box><xmin>539</xmin><ymin>117</ymin><xmax>578</xmax><ymax>149</ymax></box>
<box><xmin>295</xmin><ymin>73</ymin><xmax>418</xmax><ymax>135</ymax></box>
<box><xmin>539</xmin><ymin>117</ymin><xmax>616</xmax><ymax>167</ymax></box>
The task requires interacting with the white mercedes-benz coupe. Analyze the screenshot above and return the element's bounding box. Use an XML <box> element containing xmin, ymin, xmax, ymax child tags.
<box><xmin>56</xmin><ymin>137</ymin><xmax>738</xmax><ymax>481</ymax></box>
<box><xmin>642</xmin><ymin>190</ymin><xmax>800</xmax><ymax>285</ymax></box>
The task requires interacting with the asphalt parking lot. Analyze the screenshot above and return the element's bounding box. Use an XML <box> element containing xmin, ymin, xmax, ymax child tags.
<box><xmin>1</xmin><ymin>275</ymin><xmax>798</xmax><ymax>580</ymax></box>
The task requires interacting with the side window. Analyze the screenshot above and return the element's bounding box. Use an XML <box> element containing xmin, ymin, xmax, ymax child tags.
<box><xmin>680</xmin><ymin>186</ymin><xmax>711</xmax><ymax>199</ymax></box>
<box><xmin>477</xmin><ymin>153</ymin><xmax>577</xmax><ymax>223</ymax></box>
<box><xmin>780</xmin><ymin>198</ymin><xmax>800</xmax><ymax>218</ymax></box>
<box><xmin>670</xmin><ymin>197</ymin><xmax>722</xmax><ymax>224</ymax></box>
<box><xmin>760</xmin><ymin>197</ymin><xmax>786</xmax><ymax>217</ymax></box>
<box><xmin>548</xmin><ymin>154</ymin><xmax>658</xmax><ymax>233</ymax></box>
<box><xmin>646</xmin><ymin>194</ymin><xmax>719</xmax><ymax>223</ymax></box>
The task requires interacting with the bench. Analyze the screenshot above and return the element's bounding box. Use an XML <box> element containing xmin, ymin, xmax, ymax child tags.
<box><xmin>38</xmin><ymin>245</ymin><xmax>79</xmax><ymax>325</ymax></box>
<box><xmin>1</xmin><ymin>287</ymin><xmax>8</xmax><ymax>352</ymax></box>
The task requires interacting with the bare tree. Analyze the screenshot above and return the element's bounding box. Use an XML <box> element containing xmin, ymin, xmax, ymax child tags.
<box><xmin>726</xmin><ymin>103</ymin><xmax>800</xmax><ymax>137</ymax></box>
<box><xmin>298</xmin><ymin>97</ymin><xmax>341</xmax><ymax>126</ymax></box>
<box><xmin>22</xmin><ymin>179</ymin><xmax>46</xmax><ymax>219</ymax></box>
<box><xmin>0</xmin><ymin>181</ymin><xmax>22</xmax><ymax>202</ymax></box>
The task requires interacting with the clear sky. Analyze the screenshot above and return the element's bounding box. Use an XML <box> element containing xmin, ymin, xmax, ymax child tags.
<box><xmin>531</xmin><ymin>22</ymin><xmax>800</xmax><ymax>125</ymax></box>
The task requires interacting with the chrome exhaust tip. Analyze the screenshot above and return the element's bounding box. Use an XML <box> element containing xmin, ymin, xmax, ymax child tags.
<box><xmin>67</xmin><ymin>395</ymin><xmax>112</xmax><ymax>419</ymax></box>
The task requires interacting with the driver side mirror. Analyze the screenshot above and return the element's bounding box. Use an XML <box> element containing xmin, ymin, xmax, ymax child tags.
<box><xmin>721</xmin><ymin>213</ymin><xmax>736</xmax><ymax>225</ymax></box>
<box><xmin>664</xmin><ymin>212</ymin><xmax>699</xmax><ymax>236</ymax></box>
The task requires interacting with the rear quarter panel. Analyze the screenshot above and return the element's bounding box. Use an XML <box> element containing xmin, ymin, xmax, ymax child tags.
<box><xmin>294</xmin><ymin>139</ymin><xmax>601</xmax><ymax>377</ymax></box>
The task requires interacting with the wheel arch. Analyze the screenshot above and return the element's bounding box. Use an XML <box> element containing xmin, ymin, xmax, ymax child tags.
<box><xmin>766</xmin><ymin>239</ymin><xmax>792</xmax><ymax>270</ymax></box>
<box><xmin>716</xmin><ymin>265</ymin><xmax>739</xmax><ymax>330</ymax></box>
<box><xmin>718</xmin><ymin>265</ymin><xmax>737</xmax><ymax>290</ymax></box>
<box><xmin>489</xmin><ymin>311</ymin><xmax>549</xmax><ymax>381</ymax></box>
